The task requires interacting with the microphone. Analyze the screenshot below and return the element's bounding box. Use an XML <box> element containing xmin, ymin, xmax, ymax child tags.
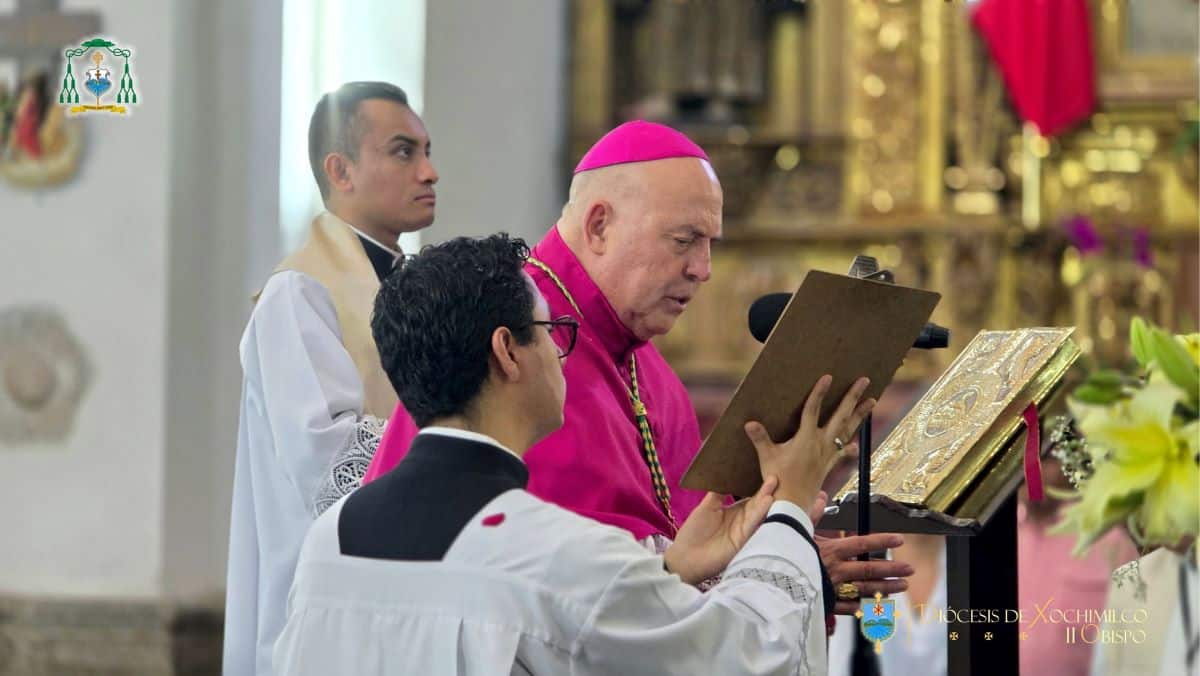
<box><xmin>747</xmin><ymin>292</ymin><xmax>791</xmax><ymax>343</ymax></box>
<box><xmin>746</xmin><ymin>292</ymin><xmax>950</xmax><ymax>349</ymax></box>
<box><xmin>914</xmin><ymin>322</ymin><xmax>950</xmax><ymax>350</ymax></box>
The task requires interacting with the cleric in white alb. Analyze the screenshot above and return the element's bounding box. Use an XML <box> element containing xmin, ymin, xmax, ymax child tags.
<box><xmin>223</xmin><ymin>82</ymin><xmax>432</xmax><ymax>676</ymax></box>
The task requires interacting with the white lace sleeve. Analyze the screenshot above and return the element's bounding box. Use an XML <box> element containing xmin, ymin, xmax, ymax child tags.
<box><xmin>722</xmin><ymin>567</ymin><xmax>813</xmax><ymax>604</ymax></box>
<box><xmin>312</xmin><ymin>416</ymin><xmax>386</xmax><ymax>515</ymax></box>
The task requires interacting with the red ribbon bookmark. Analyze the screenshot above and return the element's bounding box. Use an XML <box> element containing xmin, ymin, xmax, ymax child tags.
<box><xmin>1023</xmin><ymin>403</ymin><xmax>1043</xmax><ymax>503</ymax></box>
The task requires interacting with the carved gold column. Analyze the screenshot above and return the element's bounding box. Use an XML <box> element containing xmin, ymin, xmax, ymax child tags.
<box><xmin>765</xmin><ymin>8</ymin><xmax>807</xmax><ymax>136</ymax></box>
<box><xmin>809</xmin><ymin>0</ymin><xmax>845</xmax><ymax>137</ymax></box>
<box><xmin>572</xmin><ymin>0</ymin><xmax>612</xmax><ymax>136</ymax></box>
<box><xmin>843</xmin><ymin>0</ymin><xmax>946</xmax><ymax>218</ymax></box>
<box><xmin>917</xmin><ymin>0</ymin><xmax>945</xmax><ymax>213</ymax></box>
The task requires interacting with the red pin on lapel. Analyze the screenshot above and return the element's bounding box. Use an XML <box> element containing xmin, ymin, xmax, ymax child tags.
<box><xmin>481</xmin><ymin>513</ymin><xmax>506</xmax><ymax>527</ymax></box>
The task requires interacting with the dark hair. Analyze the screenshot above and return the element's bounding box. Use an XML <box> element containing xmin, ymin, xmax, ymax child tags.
<box><xmin>372</xmin><ymin>233</ymin><xmax>536</xmax><ymax>427</ymax></box>
<box><xmin>307</xmin><ymin>81</ymin><xmax>409</xmax><ymax>200</ymax></box>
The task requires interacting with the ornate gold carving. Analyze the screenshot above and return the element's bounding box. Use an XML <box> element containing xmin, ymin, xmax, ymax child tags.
<box><xmin>702</xmin><ymin>141</ymin><xmax>769</xmax><ymax>221</ymax></box>
<box><xmin>944</xmin><ymin>233</ymin><xmax>1001</xmax><ymax>329</ymax></box>
<box><xmin>1040</xmin><ymin>109</ymin><xmax>1199</xmax><ymax>231</ymax></box>
<box><xmin>746</xmin><ymin>140</ymin><xmax>843</xmax><ymax>226</ymax></box>
<box><xmin>1093</xmin><ymin>0</ymin><xmax>1199</xmax><ymax>103</ymax></box>
<box><xmin>844</xmin><ymin>0</ymin><xmax>945</xmax><ymax>218</ymax></box>
<box><xmin>570</xmin><ymin>0</ymin><xmax>1196</xmax><ymax>400</ymax></box>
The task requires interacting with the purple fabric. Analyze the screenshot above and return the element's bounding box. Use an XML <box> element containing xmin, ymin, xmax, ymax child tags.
<box><xmin>1063</xmin><ymin>215</ymin><xmax>1103</xmax><ymax>255</ymax></box>
<box><xmin>573</xmin><ymin>120</ymin><xmax>709</xmax><ymax>175</ymax></box>
<box><xmin>1132</xmin><ymin>227</ymin><xmax>1154</xmax><ymax>268</ymax></box>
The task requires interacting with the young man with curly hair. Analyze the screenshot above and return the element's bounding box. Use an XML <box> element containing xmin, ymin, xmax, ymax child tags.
<box><xmin>274</xmin><ymin>233</ymin><xmax>875</xmax><ymax>675</ymax></box>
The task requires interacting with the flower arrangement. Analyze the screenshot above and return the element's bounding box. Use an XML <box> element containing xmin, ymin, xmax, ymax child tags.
<box><xmin>1049</xmin><ymin>317</ymin><xmax>1199</xmax><ymax>559</ymax></box>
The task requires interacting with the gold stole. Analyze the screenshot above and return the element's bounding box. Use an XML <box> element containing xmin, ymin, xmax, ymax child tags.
<box><xmin>260</xmin><ymin>211</ymin><xmax>398</xmax><ymax>418</ymax></box>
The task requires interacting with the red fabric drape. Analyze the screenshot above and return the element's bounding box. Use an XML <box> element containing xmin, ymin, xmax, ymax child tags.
<box><xmin>972</xmin><ymin>0</ymin><xmax>1096</xmax><ymax>138</ymax></box>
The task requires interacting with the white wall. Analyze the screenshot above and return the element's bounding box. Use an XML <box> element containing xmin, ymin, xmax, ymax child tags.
<box><xmin>161</xmin><ymin>0</ymin><xmax>281</xmax><ymax>601</ymax></box>
<box><xmin>0</xmin><ymin>0</ymin><xmax>280</xmax><ymax>601</ymax></box>
<box><xmin>421</xmin><ymin>0</ymin><xmax>569</xmax><ymax>246</ymax></box>
<box><xmin>0</xmin><ymin>0</ymin><xmax>565</xmax><ymax>602</ymax></box>
<box><xmin>0</xmin><ymin>0</ymin><xmax>173</xmax><ymax>598</ymax></box>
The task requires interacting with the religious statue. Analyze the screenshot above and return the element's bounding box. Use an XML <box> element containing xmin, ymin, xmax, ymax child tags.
<box><xmin>0</xmin><ymin>70</ymin><xmax>82</xmax><ymax>188</ymax></box>
<box><xmin>9</xmin><ymin>72</ymin><xmax>48</xmax><ymax>160</ymax></box>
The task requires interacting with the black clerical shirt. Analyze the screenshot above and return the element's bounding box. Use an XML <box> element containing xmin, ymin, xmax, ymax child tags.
<box><xmin>355</xmin><ymin>234</ymin><xmax>399</xmax><ymax>282</ymax></box>
<box><xmin>339</xmin><ymin>430</ymin><xmax>529</xmax><ymax>561</ymax></box>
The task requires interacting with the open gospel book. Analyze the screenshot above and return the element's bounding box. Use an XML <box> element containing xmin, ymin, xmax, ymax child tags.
<box><xmin>832</xmin><ymin>327</ymin><xmax>1080</xmax><ymax>522</ymax></box>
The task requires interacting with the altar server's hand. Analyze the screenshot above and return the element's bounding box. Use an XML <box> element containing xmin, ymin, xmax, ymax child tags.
<box><xmin>745</xmin><ymin>374</ymin><xmax>875</xmax><ymax>509</ymax></box>
<box><xmin>816</xmin><ymin>533</ymin><xmax>913</xmax><ymax>614</ymax></box>
<box><xmin>664</xmin><ymin>477</ymin><xmax>779</xmax><ymax>586</ymax></box>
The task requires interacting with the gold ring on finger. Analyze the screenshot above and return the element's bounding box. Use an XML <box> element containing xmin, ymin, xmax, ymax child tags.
<box><xmin>833</xmin><ymin>437</ymin><xmax>845</xmax><ymax>452</ymax></box>
<box><xmin>836</xmin><ymin>582</ymin><xmax>860</xmax><ymax>601</ymax></box>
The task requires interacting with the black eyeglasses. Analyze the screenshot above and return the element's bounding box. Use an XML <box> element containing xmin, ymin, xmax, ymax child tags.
<box><xmin>526</xmin><ymin>316</ymin><xmax>580</xmax><ymax>359</ymax></box>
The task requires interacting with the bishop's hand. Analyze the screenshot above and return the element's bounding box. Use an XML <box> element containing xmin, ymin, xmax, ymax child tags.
<box><xmin>663</xmin><ymin>477</ymin><xmax>778</xmax><ymax>586</ymax></box>
<box><xmin>817</xmin><ymin>533</ymin><xmax>913</xmax><ymax>614</ymax></box>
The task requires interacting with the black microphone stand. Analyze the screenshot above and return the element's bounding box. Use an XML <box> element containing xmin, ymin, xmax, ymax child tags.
<box><xmin>857</xmin><ymin>415</ymin><xmax>872</xmax><ymax>563</ymax></box>
<box><xmin>845</xmin><ymin>257</ymin><xmax>889</xmax><ymax>567</ymax></box>
<box><xmin>844</xmin><ymin>258</ymin><xmax>948</xmax><ymax>561</ymax></box>
<box><xmin>846</xmin><ymin>260</ymin><xmax>947</xmax><ymax>676</ymax></box>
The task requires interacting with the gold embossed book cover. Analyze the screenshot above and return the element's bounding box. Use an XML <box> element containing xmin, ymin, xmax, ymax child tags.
<box><xmin>835</xmin><ymin>328</ymin><xmax>1080</xmax><ymax>516</ymax></box>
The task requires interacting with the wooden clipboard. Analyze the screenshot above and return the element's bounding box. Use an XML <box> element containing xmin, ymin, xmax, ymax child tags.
<box><xmin>680</xmin><ymin>270</ymin><xmax>941</xmax><ymax>497</ymax></box>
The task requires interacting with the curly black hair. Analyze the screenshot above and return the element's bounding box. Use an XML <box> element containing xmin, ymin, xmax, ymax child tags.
<box><xmin>372</xmin><ymin>233</ymin><xmax>535</xmax><ymax>427</ymax></box>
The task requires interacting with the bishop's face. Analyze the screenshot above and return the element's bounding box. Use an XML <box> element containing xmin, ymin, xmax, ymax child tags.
<box><xmin>344</xmin><ymin>99</ymin><xmax>439</xmax><ymax>236</ymax></box>
<box><xmin>593</xmin><ymin>158</ymin><xmax>723</xmax><ymax>341</ymax></box>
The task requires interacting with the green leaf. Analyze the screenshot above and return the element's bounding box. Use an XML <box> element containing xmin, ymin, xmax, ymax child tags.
<box><xmin>1086</xmin><ymin>369</ymin><xmax>1127</xmax><ymax>388</ymax></box>
<box><xmin>1130</xmin><ymin>317</ymin><xmax>1153</xmax><ymax>368</ymax></box>
<box><xmin>1073</xmin><ymin>383</ymin><xmax>1124</xmax><ymax>405</ymax></box>
<box><xmin>1149</xmin><ymin>327</ymin><xmax>1200</xmax><ymax>406</ymax></box>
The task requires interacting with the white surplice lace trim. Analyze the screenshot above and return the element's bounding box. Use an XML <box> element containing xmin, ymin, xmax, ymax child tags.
<box><xmin>312</xmin><ymin>416</ymin><xmax>386</xmax><ymax>516</ymax></box>
<box><xmin>724</xmin><ymin>567</ymin><xmax>812</xmax><ymax>605</ymax></box>
<box><xmin>642</xmin><ymin>534</ymin><xmax>673</xmax><ymax>556</ymax></box>
<box><xmin>725</xmin><ymin>566</ymin><xmax>816</xmax><ymax>676</ymax></box>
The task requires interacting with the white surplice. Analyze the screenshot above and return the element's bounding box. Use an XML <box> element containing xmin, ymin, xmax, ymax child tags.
<box><xmin>1090</xmin><ymin>548</ymin><xmax>1200</xmax><ymax>676</ymax></box>
<box><xmin>224</xmin><ymin>271</ymin><xmax>383</xmax><ymax>676</ymax></box>
<box><xmin>274</xmin><ymin>491</ymin><xmax>828</xmax><ymax>676</ymax></box>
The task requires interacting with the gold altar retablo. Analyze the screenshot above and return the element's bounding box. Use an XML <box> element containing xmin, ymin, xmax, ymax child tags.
<box><xmin>835</xmin><ymin>327</ymin><xmax>1080</xmax><ymax>518</ymax></box>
